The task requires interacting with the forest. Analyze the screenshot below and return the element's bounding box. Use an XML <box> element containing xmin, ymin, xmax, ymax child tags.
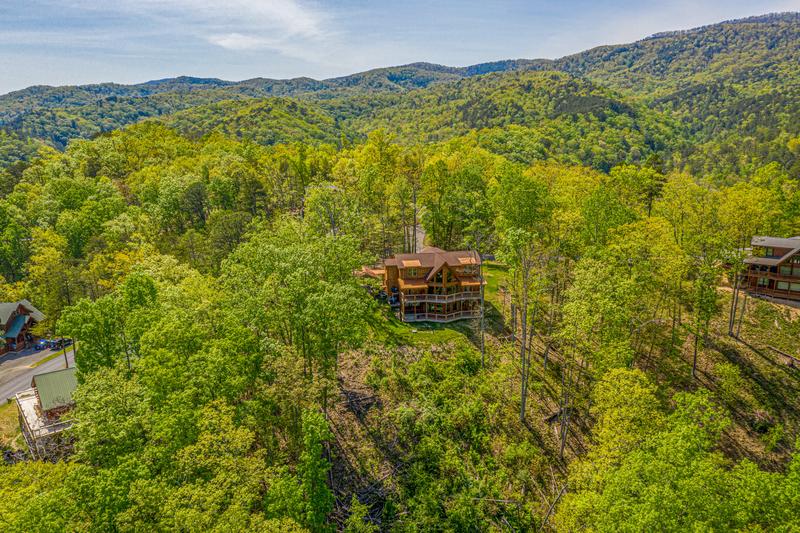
<box><xmin>0</xmin><ymin>12</ymin><xmax>800</xmax><ymax>532</ymax></box>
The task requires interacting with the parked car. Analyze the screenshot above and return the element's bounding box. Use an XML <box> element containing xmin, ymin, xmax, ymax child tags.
<box><xmin>35</xmin><ymin>339</ymin><xmax>49</xmax><ymax>350</ymax></box>
<box><xmin>48</xmin><ymin>338</ymin><xmax>71</xmax><ymax>349</ymax></box>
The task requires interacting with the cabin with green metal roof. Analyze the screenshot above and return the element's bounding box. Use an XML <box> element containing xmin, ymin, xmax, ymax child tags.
<box><xmin>16</xmin><ymin>366</ymin><xmax>77</xmax><ymax>459</ymax></box>
<box><xmin>32</xmin><ymin>367</ymin><xmax>78</xmax><ymax>416</ymax></box>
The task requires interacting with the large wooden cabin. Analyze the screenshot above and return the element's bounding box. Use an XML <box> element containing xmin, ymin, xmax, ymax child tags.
<box><xmin>743</xmin><ymin>236</ymin><xmax>800</xmax><ymax>303</ymax></box>
<box><xmin>372</xmin><ymin>247</ymin><xmax>484</xmax><ymax>323</ymax></box>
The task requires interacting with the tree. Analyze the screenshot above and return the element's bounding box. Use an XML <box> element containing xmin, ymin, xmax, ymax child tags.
<box><xmin>298</xmin><ymin>410</ymin><xmax>334</xmax><ymax>532</ymax></box>
<box><xmin>344</xmin><ymin>495</ymin><xmax>377</xmax><ymax>533</ymax></box>
<box><xmin>689</xmin><ymin>258</ymin><xmax>722</xmax><ymax>379</ymax></box>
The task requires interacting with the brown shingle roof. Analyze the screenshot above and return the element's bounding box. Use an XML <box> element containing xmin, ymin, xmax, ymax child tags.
<box><xmin>385</xmin><ymin>248</ymin><xmax>481</xmax><ymax>280</ymax></box>
<box><xmin>746</xmin><ymin>236</ymin><xmax>800</xmax><ymax>266</ymax></box>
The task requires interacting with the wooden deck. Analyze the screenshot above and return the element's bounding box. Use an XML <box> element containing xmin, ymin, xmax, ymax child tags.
<box><xmin>400</xmin><ymin>310</ymin><xmax>481</xmax><ymax>323</ymax></box>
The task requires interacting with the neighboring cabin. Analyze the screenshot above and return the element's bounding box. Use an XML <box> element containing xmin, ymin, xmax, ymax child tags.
<box><xmin>367</xmin><ymin>246</ymin><xmax>484</xmax><ymax>323</ymax></box>
<box><xmin>0</xmin><ymin>300</ymin><xmax>44</xmax><ymax>355</ymax></box>
<box><xmin>744</xmin><ymin>236</ymin><xmax>800</xmax><ymax>303</ymax></box>
<box><xmin>15</xmin><ymin>367</ymin><xmax>77</xmax><ymax>460</ymax></box>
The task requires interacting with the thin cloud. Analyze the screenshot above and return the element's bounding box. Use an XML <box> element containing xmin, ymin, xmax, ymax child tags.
<box><xmin>52</xmin><ymin>0</ymin><xmax>336</xmax><ymax>63</ymax></box>
<box><xmin>130</xmin><ymin>0</ymin><xmax>326</xmax><ymax>38</ymax></box>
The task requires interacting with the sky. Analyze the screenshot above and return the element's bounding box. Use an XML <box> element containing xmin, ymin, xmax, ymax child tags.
<box><xmin>0</xmin><ymin>0</ymin><xmax>799</xmax><ymax>94</ymax></box>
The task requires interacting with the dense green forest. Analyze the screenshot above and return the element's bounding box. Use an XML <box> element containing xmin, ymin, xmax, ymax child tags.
<box><xmin>1</xmin><ymin>12</ymin><xmax>800</xmax><ymax>532</ymax></box>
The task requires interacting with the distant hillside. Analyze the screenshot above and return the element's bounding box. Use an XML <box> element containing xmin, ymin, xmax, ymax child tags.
<box><xmin>149</xmin><ymin>70</ymin><xmax>680</xmax><ymax>171</ymax></box>
<box><xmin>555</xmin><ymin>12</ymin><xmax>800</xmax><ymax>95</ymax></box>
<box><xmin>1</xmin><ymin>89</ymin><xmax>256</xmax><ymax>150</ymax></box>
<box><xmin>547</xmin><ymin>12</ymin><xmax>800</xmax><ymax>176</ymax></box>
<box><xmin>0</xmin><ymin>61</ymin><xmax>537</xmax><ymax>150</ymax></box>
<box><xmin>161</xmin><ymin>98</ymin><xmax>344</xmax><ymax>146</ymax></box>
<box><xmin>319</xmin><ymin>70</ymin><xmax>680</xmax><ymax>170</ymax></box>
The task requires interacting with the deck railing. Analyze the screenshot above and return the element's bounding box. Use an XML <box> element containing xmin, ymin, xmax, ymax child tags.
<box><xmin>746</xmin><ymin>286</ymin><xmax>800</xmax><ymax>301</ymax></box>
<box><xmin>401</xmin><ymin>310</ymin><xmax>480</xmax><ymax>323</ymax></box>
<box><xmin>747</xmin><ymin>271</ymin><xmax>800</xmax><ymax>283</ymax></box>
<box><xmin>401</xmin><ymin>291</ymin><xmax>481</xmax><ymax>304</ymax></box>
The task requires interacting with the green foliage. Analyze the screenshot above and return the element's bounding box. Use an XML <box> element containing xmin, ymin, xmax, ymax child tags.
<box><xmin>558</xmin><ymin>379</ymin><xmax>800</xmax><ymax>531</ymax></box>
<box><xmin>298</xmin><ymin>411</ymin><xmax>335</xmax><ymax>532</ymax></box>
<box><xmin>1</xmin><ymin>15</ymin><xmax>799</xmax><ymax>531</ymax></box>
<box><xmin>344</xmin><ymin>495</ymin><xmax>378</xmax><ymax>533</ymax></box>
<box><xmin>714</xmin><ymin>361</ymin><xmax>745</xmax><ymax>405</ymax></box>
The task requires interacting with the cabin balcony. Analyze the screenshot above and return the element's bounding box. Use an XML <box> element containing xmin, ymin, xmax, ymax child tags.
<box><xmin>746</xmin><ymin>270</ymin><xmax>800</xmax><ymax>283</ymax></box>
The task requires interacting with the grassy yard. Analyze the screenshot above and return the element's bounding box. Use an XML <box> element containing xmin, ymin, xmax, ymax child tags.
<box><xmin>0</xmin><ymin>400</ymin><xmax>22</xmax><ymax>451</ymax></box>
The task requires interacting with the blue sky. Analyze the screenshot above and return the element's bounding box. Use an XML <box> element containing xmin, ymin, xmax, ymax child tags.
<box><xmin>0</xmin><ymin>0</ymin><xmax>798</xmax><ymax>94</ymax></box>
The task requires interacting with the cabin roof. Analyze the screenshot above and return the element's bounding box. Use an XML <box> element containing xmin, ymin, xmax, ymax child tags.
<box><xmin>32</xmin><ymin>367</ymin><xmax>77</xmax><ymax>412</ymax></box>
<box><xmin>746</xmin><ymin>236</ymin><xmax>800</xmax><ymax>266</ymax></box>
<box><xmin>389</xmin><ymin>248</ymin><xmax>480</xmax><ymax>278</ymax></box>
<box><xmin>3</xmin><ymin>314</ymin><xmax>27</xmax><ymax>338</ymax></box>
<box><xmin>0</xmin><ymin>299</ymin><xmax>45</xmax><ymax>325</ymax></box>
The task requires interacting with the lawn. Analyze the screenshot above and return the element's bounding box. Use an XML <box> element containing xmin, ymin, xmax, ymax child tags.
<box><xmin>0</xmin><ymin>400</ymin><xmax>22</xmax><ymax>451</ymax></box>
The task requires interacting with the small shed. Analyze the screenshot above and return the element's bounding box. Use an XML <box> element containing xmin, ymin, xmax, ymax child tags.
<box><xmin>32</xmin><ymin>367</ymin><xmax>78</xmax><ymax>416</ymax></box>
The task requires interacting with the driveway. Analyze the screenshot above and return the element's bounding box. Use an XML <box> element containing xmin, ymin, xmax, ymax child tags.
<box><xmin>0</xmin><ymin>347</ymin><xmax>76</xmax><ymax>402</ymax></box>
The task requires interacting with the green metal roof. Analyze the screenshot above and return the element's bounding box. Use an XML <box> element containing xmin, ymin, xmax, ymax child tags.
<box><xmin>32</xmin><ymin>367</ymin><xmax>77</xmax><ymax>412</ymax></box>
<box><xmin>3</xmin><ymin>314</ymin><xmax>26</xmax><ymax>338</ymax></box>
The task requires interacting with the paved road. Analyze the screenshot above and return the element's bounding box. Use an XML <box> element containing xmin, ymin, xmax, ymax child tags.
<box><xmin>0</xmin><ymin>347</ymin><xmax>76</xmax><ymax>402</ymax></box>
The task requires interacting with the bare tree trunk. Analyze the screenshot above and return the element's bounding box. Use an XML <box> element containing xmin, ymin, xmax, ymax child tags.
<box><xmin>728</xmin><ymin>272</ymin><xmax>740</xmax><ymax>336</ymax></box>
<box><xmin>559</xmin><ymin>361</ymin><xmax>571</xmax><ymax>460</ymax></box>
<box><xmin>412</xmin><ymin>187</ymin><xmax>418</xmax><ymax>253</ymax></box>
<box><xmin>519</xmin><ymin>276</ymin><xmax>529</xmax><ymax>423</ymax></box>
<box><xmin>736</xmin><ymin>291</ymin><xmax>748</xmax><ymax>338</ymax></box>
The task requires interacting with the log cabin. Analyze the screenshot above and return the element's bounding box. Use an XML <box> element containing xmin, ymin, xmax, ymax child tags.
<box><xmin>0</xmin><ymin>300</ymin><xmax>44</xmax><ymax>355</ymax></box>
<box><xmin>743</xmin><ymin>236</ymin><xmax>800</xmax><ymax>303</ymax></box>
<box><xmin>369</xmin><ymin>247</ymin><xmax>484</xmax><ymax>323</ymax></box>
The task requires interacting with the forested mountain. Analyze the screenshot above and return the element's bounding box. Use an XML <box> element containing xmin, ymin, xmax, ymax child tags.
<box><xmin>1</xmin><ymin>11</ymin><xmax>800</xmax><ymax>533</ymax></box>
<box><xmin>552</xmin><ymin>12</ymin><xmax>800</xmax><ymax>177</ymax></box>
<box><xmin>555</xmin><ymin>13</ymin><xmax>800</xmax><ymax>95</ymax></box>
<box><xmin>2</xmin><ymin>13</ymin><xmax>799</xmax><ymax>178</ymax></box>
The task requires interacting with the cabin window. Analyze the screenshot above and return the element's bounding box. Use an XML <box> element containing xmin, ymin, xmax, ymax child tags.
<box><xmin>792</xmin><ymin>255</ymin><xmax>800</xmax><ymax>264</ymax></box>
<box><xmin>791</xmin><ymin>283</ymin><xmax>800</xmax><ymax>292</ymax></box>
<box><xmin>462</xmin><ymin>265</ymin><xmax>478</xmax><ymax>275</ymax></box>
<box><xmin>406</xmin><ymin>268</ymin><xmax>418</xmax><ymax>278</ymax></box>
<box><xmin>765</xmin><ymin>247</ymin><xmax>775</xmax><ymax>257</ymax></box>
<box><xmin>777</xmin><ymin>281</ymin><xmax>790</xmax><ymax>290</ymax></box>
<box><xmin>780</xmin><ymin>265</ymin><xmax>793</xmax><ymax>276</ymax></box>
<box><xmin>758</xmin><ymin>277</ymin><xmax>769</xmax><ymax>287</ymax></box>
